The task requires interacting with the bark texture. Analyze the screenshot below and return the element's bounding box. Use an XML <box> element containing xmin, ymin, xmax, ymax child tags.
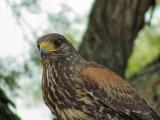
<box><xmin>79</xmin><ymin>0</ymin><xmax>160</xmax><ymax>113</ymax></box>
<box><xmin>79</xmin><ymin>0</ymin><xmax>155</xmax><ymax>77</ymax></box>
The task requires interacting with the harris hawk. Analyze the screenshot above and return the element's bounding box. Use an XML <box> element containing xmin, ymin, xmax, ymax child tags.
<box><xmin>37</xmin><ymin>33</ymin><xmax>160</xmax><ymax>120</ymax></box>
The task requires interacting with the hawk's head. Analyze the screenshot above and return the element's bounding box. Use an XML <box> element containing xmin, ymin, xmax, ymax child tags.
<box><xmin>37</xmin><ymin>33</ymin><xmax>75</xmax><ymax>60</ymax></box>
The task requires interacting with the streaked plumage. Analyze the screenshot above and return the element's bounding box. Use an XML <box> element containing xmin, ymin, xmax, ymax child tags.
<box><xmin>37</xmin><ymin>33</ymin><xmax>160</xmax><ymax>120</ymax></box>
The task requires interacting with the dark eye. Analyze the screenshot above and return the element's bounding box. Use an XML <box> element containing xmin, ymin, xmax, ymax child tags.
<box><xmin>54</xmin><ymin>39</ymin><xmax>62</xmax><ymax>48</ymax></box>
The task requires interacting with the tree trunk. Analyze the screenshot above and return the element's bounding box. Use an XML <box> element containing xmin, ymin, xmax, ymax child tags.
<box><xmin>79</xmin><ymin>0</ymin><xmax>160</xmax><ymax>113</ymax></box>
<box><xmin>79</xmin><ymin>0</ymin><xmax>154</xmax><ymax>77</ymax></box>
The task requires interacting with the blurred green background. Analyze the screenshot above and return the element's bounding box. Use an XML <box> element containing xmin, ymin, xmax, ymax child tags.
<box><xmin>0</xmin><ymin>0</ymin><xmax>159</xmax><ymax>120</ymax></box>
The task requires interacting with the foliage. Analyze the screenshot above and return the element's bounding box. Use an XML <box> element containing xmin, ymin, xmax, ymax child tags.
<box><xmin>1</xmin><ymin>0</ymin><xmax>160</xmax><ymax>120</ymax></box>
<box><xmin>127</xmin><ymin>8</ymin><xmax>160</xmax><ymax>77</ymax></box>
<box><xmin>0</xmin><ymin>88</ymin><xmax>21</xmax><ymax>120</ymax></box>
<box><xmin>0</xmin><ymin>58</ymin><xmax>21</xmax><ymax>91</ymax></box>
<box><xmin>0</xmin><ymin>57</ymin><xmax>22</xmax><ymax>120</ymax></box>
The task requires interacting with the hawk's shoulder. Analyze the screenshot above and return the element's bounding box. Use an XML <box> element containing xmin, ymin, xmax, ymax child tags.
<box><xmin>79</xmin><ymin>63</ymin><xmax>152</xmax><ymax>116</ymax></box>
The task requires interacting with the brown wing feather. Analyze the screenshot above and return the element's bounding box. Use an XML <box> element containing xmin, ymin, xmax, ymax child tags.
<box><xmin>80</xmin><ymin>66</ymin><xmax>152</xmax><ymax>115</ymax></box>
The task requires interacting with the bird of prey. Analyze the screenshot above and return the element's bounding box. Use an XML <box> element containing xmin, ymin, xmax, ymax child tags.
<box><xmin>37</xmin><ymin>33</ymin><xmax>160</xmax><ymax>120</ymax></box>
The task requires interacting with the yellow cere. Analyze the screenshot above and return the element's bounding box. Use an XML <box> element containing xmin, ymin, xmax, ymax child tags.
<box><xmin>39</xmin><ymin>41</ymin><xmax>56</xmax><ymax>53</ymax></box>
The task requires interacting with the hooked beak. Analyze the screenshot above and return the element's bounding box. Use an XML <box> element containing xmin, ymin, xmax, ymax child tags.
<box><xmin>40</xmin><ymin>48</ymin><xmax>47</xmax><ymax>58</ymax></box>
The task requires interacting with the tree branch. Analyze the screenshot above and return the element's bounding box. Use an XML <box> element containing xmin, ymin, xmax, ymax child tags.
<box><xmin>130</xmin><ymin>57</ymin><xmax>160</xmax><ymax>113</ymax></box>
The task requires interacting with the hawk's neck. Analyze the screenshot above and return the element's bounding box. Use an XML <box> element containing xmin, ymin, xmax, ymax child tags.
<box><xmin>41</xmin><ymin>53</ymin><xmax>85</xmax><ymax>116</ymax></box>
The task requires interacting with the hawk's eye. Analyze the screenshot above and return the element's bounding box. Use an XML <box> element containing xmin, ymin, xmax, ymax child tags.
<box><xmin>54</xmin><ymin>39</ymin><xmax>61</xmax><ymax>48</ymax></box>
